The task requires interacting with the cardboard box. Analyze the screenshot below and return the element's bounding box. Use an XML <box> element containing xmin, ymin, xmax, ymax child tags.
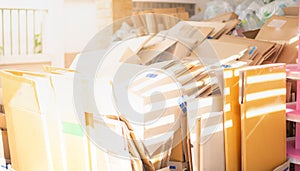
<box><xmin>0</xmin><ymin>70</ymin><xmax>66</xmax><ymax>171</ymax></box>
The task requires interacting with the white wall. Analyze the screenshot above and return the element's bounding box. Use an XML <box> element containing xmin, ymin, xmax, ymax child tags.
<box><xmin>63</xmin><ymin>1</ymin><xmax>98</xmax><ymax>53</ymax></box>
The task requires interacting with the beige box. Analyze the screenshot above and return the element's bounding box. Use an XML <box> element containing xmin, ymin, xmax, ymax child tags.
<box><xmin>0</xmin><ymin>70</ymin><xmax>65</xmax><ymax>171</ymax></box>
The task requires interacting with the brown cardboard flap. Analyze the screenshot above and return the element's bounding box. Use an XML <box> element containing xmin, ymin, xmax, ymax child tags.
<box><xmin>276</xmin><ymin>41</ymin><xmax>298</xmax><ymax>64</ymax></box>
<box><xmin>138</xmin><ymin>38</ymin><xmax>177</xmax><ymax>64</ymax></box>
<box><xmin>210</xmin><ymin>39</ymin><xmax>248</xmax><ymax>62</ymax></box>
<box><xmin>187</xmin><ymin>21</ymin><xmax>226</xmax><ymax>38</ymax></box>
<box><xmin>256</xmin><ymin>15</ymin><xmax>298</xmax><ymax>43</ymax></box>
<box><xmin>198</xmin><ymin>27</ymin><xmax>215</xmax><ymax>38</ymax></box>
<box><xmin>239</xmin><ymin>64</ymin><xmax>286</xmax><ymax>171</ymax></box>
<box><xmin>283</xmin><ymin>7</ymin><xmax>299</xmax><ymax>16</ymax></box>
<box><xmin>242</xmin><ymin>29</ymin><xmax>260</xmax><ymax>39</ymax></box>
<box><xmin>220</xmin><ymin>35</ymin><xmax>276</xmax><ymax>65</ymax></box>
<box><xmin>204</xmin><ymin>12</ymin><xmax>239</xmax><ymax>22</ymax></box>
<box><xmin>223</xmin><ymin>19</ymin><xmax>240</xmax><ymax>34</ymax></box>
<box><xmin>119</xmin><ymin>48</ymin><xmax>142</xmax><ymax>64</ymax></box>
<box><xmin>0</xmin><ymin>113</ymin><xmax>6</xmax><ymax>129</ymax></box>
<box><xmin>223</xmin><ymin>68</ymin><xmax>242</xmax><ymax>171</ymax></box>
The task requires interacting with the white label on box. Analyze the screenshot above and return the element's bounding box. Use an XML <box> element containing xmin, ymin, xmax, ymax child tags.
<box><xmin>267</xmin><ymin>19</ymin><xmax>287</xmax><ymax>28</ymax></box>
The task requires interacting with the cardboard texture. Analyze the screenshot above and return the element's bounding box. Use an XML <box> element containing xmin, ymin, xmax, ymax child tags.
<box><xmin>223</xmin><ymin>68</ymin><xmax>241</xmax><ymax>171</ymax></box>
<box><xmin>204</xmin><ymin>12</ymin><xmax>238</xmax><ymax>22</ymax></box>
<box><xmin>276</xmin><ymin>42</ymin><xmax>298</xmax><ymax>64</ymax></box>
<box><xmin>0</xmin><ymin>70</ymin><xmax>66</xmax><ymax>171</ymax></box>
<box><xmin>256</xmin><ymin>16</ymin><xmax>298</xmax><ymax>43</ymax></box>
<box><xmin>112</xmin><ymin>0</ymin><xmax>132</xmax><ymax>21</ymax></box>
<box><xmin>85</xmin><ymin>114</ymin><xmax>138</xmax><ymax>171</ymax></box>
<box><xmin>2</xmin><ymin>130</ymin><xmax>10</xmax><ymax>162</ymax></box>
<box><xmin>210</xmin><ymin>40</ymin><xmax>248</xmax><ymax>63</ymax></box>
<box><xmin>223</xmin><ymin>19</ymin><xmax>240</xmax><ymax>34</ymax></box>
<box><xmin>187</xmin><ymin>96</ymin><xmax>225</xmax><ymax>171</ymax></box>
<box><xmin>198</xmin><ymin>27</ymin><xmax>214</xmax><ymax>38</ymax></box>
<box><xmin>283</xmin><ymin>7</ymin><xmax>299</xmax><ymax>16</ymax></box>
<box><xmin>186</xmin><ymin>21</ymin><xmax>226</xmax><ymax>39</ymax></box>
<box><xmin>239</xmin><ymin>64</ymin><xmax>286</xmax><ymax>171</ymax></box>
<box><xmin>220</xmin><ymin>35</ymin><xmax>276</xmax><ymax>65</ymax></box>
<box><xmin>255</xmin><ymin>15</ymin><xmax>298</xmax><ymax>64</ymax></box>
<box><xmin>0</xmin><ymin>114</ymin><xmax>6</xmax><ymax>129</ymax></box>
<box><xmin>242</xmin><ymin>29</ymin><xmax>260</xmax><ymax>39</ymax></box>
<box><xmin>49</xmin><ymin>72</ymin><xmax>92</xmax><ymax>171</ymax></box>
<box><xmin>138</xmin><ymin>38</ymin><xmax>177</xmax><ymax>64</ymax></box>
<box><xmin>119</xmin><ymin>47</ymin><xmax>142</xmax><ymax>65</ymax></box>
<box><xmin>47</xmin><ymin>67</ymin><xmax>139</xmax><ymax>171</ymax></box>
<box><xmin>273</xmin><ymin>160</ymin><xmax>290</xmax><ymax>171</ymax></box>
<box><xmin>135</xmin><ymin>7</ymin><xmax>189</xmax><ymax>21</ymax></box>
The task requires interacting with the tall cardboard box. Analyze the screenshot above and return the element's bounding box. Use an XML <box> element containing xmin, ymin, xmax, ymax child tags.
<box><xmin>0</xmin><ymin>70</ymin><xmax>65</xmax><ymax>171</ymax></box>
<box><xmin>48</xmin><ymin>71</ymin><xmax>92</xmax><ymax>171</ymax></box>
<box><xmin>223</xmin><ymin>68</ymin><xmax>242</xmax><ymax>171</ymax></box>
<box><xmin>187</xmin><ymin>96</ymin><xmax>225</xmax><ymax>171</ymax></box>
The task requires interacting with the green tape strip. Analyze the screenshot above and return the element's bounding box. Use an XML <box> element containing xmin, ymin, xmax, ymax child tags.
<box><xmin>62</xmin><ymin>122</ymin><xmax>84</xmax><ymax>137</ymax></box>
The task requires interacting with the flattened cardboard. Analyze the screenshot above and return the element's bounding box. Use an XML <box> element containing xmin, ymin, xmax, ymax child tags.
<box><xmin>85</xmin><ymin>114</ymin><xmax>138</xmax><ymax>171</ymax></box>
<box><xmin>204</xmin><ymin>12</ymin><xmax>238</xmax><ymax>22</ymax></box>
<box><xmin>49</xmin><ymin>72</ymin><xmax>92</xmax><ymax>171</ymax></box>
<box><xmin>186</xmin><ymin>21</ymin><xmax>226</xmax><ymax>38</ymax></box>
<box><xmin>119</xmin><ymin>47</ymin><xmax>142</xmax><ymax>64</ymax></box>
<box><xmin>256</xmin><ymin>15</ymin><xmax>298</xmax><ymax>43</ymax></box>
<box><xmin>0</xmin><ymin>113</ymin><xmax>6</xmax><ymax>129</ymax></box>
<box><xmin>172</xmin><ymin>42</ymin><xmax>192</xmax><ymax>60</ymax></box>
<box><xmin>187</xmin><ymin>96</ymin><xmax>225</xmax><ymax>171</ymax></box>
<box><xmin>273</xmin><ymin>160</ymin><xmax>290</xmax><ymax>171</ymax></box>
<box><xmin>276</xmin><ymin>42</ymin><xmax>298</xmax><ymax>64</ymax></box>
<box><xmin>239</xmin><ymin>64</ymin><xmax>286</xmax><ymax>171</ymax></box>
<box><xmin>177</xmin><ymin>12</ymin><xmax>189</xmax><ymax>21</ymax></box>
<box><xmin>223</xmin><ymin>19</ymin><xmax>240</xmax><ymax>34</ymax></box>
<box><xmin>242</xmin><ymin>29</ymin><xmax>260</xmax><ymax>39</ymax></box>
<box><xmin>209</xmin><ymin>39</ymin><xmax>248</xmax><ymax>63</ymax></box>
<box><xmin>283</xmin><ymin>7</ymin><xmax>299</xmax><ymax>16</ymax></box>
<box><xmin>198</xmin><ymin>27</ymin><xmax>214</xmax><ymax>38</ymax></box>
<box><xmin>0</xmin><ymin>70</ymin><xmax>66</xmax><ymax>171</ymax></box>
<box><xmin>138</xmin><ymin>38</ymin><xmax>177</xmax><ymax>65</ymax></box>
<box><xmin>220</xmin><ymin>35</ymin><xmax>276</xmax><ymax>65</ymax></box>
<box><xmin>153</xmin><ymin>8</ymin><xmax>178</xmax><ymax>14</ymax></box>
<box><xmin>223</xmin><ymin>68</ymin><xmax>241</xmax><ymax>171</ymax></box>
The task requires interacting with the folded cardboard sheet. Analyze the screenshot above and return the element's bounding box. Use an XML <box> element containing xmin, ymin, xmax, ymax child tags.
<box><xmin>223</xmin><ymin>68</ymin><xmax>242</xmax><ymax>171</ymax></box>
<box><xmin>187</xmin><ymin>96</ymin><xmax>225</xmax><ymax>171</ymax></box>
<box><xmin>219</xmin><ymin>35</ymin><xmax>276</xmax><ymax>65</ymax></box>
<box><xmin>239</xmin><ymin>64</ymin><xmax>286</xmax><ymax>171</ymax></box>
<box><xmin>255</xmin><ymin>15</ymin><xmax>299</xmax><ymax>64</ymax></box>
<box><xmin>0</xmin><ymin>70</ymin><xmax>66</xmax><ymax>171</ymax></box>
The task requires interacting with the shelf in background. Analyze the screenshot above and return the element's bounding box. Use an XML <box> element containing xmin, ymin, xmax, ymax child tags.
<box><xmin>287</xmin><ymin>138</ymin><xmax>300</xmax><ymax>165</ymax></box>
<box><xmin>286</xmin><ymin>102</ymin><xmax>300</xmax><ymax>122</ymax></box>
